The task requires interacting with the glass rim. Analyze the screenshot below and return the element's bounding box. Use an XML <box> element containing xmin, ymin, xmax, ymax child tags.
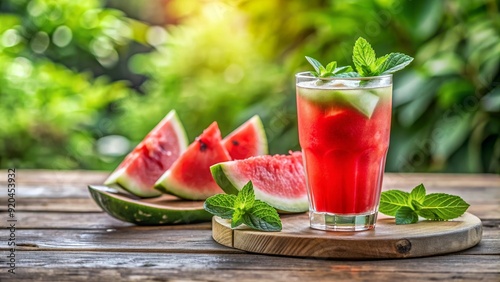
<box><xmin>295</xmin><ymin>71</ymin><xmax>393</xmax><ymax>80</ymax></box>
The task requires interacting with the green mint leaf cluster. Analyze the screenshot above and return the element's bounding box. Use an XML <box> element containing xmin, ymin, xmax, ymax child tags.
<box><xmin>305</xmin><ymin>56</ymin><xmax>356</xmax><ymax>78</ymax></box>
<box><xmin>352</xmin><ymin>37</ymin><xmax>413</xmax><ymax>76</ymax></box>
<box><xmin>306</xmin><ymin>37</ymin><xmax>413</xmax><ymax>78</ymax></box>
<box><xmin>204</xmin><ymin>181</ymin><xmax>282</xmax><ymax>232</ymax></box>
<box><xmin>379</xmin><ymin>184</ymin><xmax>470</xmax><ymax>224</ymax></box>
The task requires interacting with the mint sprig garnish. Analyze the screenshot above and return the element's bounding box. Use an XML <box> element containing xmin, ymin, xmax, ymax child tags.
<box><xmin>204</xmin><ymin>181</ymin><xmax>282</xmax><ymax>232</ymax></box>
<box><xmin>306</xmin><ymin>37</ymin><xmax>413</xmax><ymax>78</ymax></box>
<box><xmin>305</xmin><ymin>56</ymin><xmax>356</xmax><ymax>78</ymax></box>
<box><xmin>379</xmin><ymin>184</ymin><xmax>470</xmax><ymax>224</ymax></box>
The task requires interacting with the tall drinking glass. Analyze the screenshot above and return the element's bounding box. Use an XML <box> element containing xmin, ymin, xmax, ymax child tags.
<box><xmin>296</xmin><ymin>72</ymin><xmax>392</xmax><ymax>231</ymax></box>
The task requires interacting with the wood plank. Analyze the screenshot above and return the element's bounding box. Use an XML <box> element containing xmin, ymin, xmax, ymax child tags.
<box><xmin>0</xmin><ymin>228</ymin><xmax>496</xmax><ymax>255</ymax></box>
<box><xmin>0</xmin><ymin>229</ymin><xmax>240</xmax><ymax>254</ymax></box>
<box><xmin>0</xmin><ymin>252</ymin><xmax>498</xmax><ymax>281</ymax></box>
<box><xmin>0</xmin><ymin>169</ymin><xmax>108</xmax><ymax>184</ymax></box>
<box><xmin>4</xmin><ymin>268</ymin><xmax>500</xmax><ymax>282</ymax></box>
<box><xmin>7</xmin><ymin>198</ymin><xmax>102</xmax><ymax>212</ymax></box>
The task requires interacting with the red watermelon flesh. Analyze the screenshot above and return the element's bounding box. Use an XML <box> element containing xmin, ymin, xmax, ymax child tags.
<box><xmin>104</xmin><ymin>110</ymin><xmax>188</xmax><ymax>198</ymax></box>
<box><xmin>155</xmin><ymin>122</ymin><xmax>232</xmax><ymax>200</ymax></box>
<box><xmin>210</xmin><ymin>151</ymin><xmax>308</xmax><ymax>213</ymax></box>
<box><xmin>222</xmin><ymin>115</ymin><xmax>268</xmax><ymax>160</ymax></box>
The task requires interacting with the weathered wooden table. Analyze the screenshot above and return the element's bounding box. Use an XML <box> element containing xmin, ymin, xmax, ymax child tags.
<box><xmin>1</xmin><ymin>170</ymin><xmax>499</xmax><ymax>281</ymax></box>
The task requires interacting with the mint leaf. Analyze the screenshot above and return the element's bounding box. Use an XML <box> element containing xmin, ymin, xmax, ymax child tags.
<box><xmin>305</xmin><ymin>37</ymin><xmax>413</xmax><ymax>79</ymax></box>
<box><xmin>305</xmin><ymin>56</ymin><xmax>323</xmax><ymax>73</ymax></box>
<box><xmin>377</xmin><ymin>52</ymin><xmax>414</xmax><ymax>74</ymax></box>
<box><xmin>305</xmin><ymin>56</ymin><xmax>355</xmax><ymax>78</ymax></box>
<box><xmin>416</xmin><ymin>193</ymin><xmax>470</xmax><ymax>220</ymax></box>
<box><xmin>380</xmin><ymin>184</ymin><xmax>470</xmax><ymax>224</ymax></box>
<box><xmin>333</xmin><ymin>65</ymin><xmax>353</xmax><ymax>74</ymax></box>
<box><xmin>326</xmin><ymin>61</ymin><xmax>336</xmax><ymax>73</ymax></box>
<box><xmin>334</xmin><ymin>72</ymin><xmax>360</xmax><ymax>78</ymax></box>
<box><xmin>204</xmin><ymin>181</ymin><xmax>282</xmax><ymax>232</ymax></box>
<box><xmin>374</xmin><ymin>54</ymin><xmax>389</xmax><ymax>69</ymax></box>
<box><xmin>231</xmin><ymin>208</ymin><xmax>244</xmax><ymax>228</ymax></box>
<box><xmin>204</xmin><ymin>194</ymin><xmax>236</xmax><ymax>219</ymax></box>
<box><xmin>379</xmin><ymin>190</ymin><xmax>410</xmax><ymax>216</ymax></box>
<box><xmin>242</xmin><ymin>200</ymin><xmax>282</xmax><ymax>232</ymax></box>
<box><xmin>409</xmin><ymin>183</ymin><xmax>426</xmax><ymax>206</ymax></box>
<box><xmin>395</xmin><ymin>206</ymin><xmax>419</xmax><ymax>224</ymax></box>
<box><xmin>352</xmin><ymin>37</ymin><xmax>376</xmax><ymax>76</ymax></box>
<box><xmin>234</xmin><ymin>181</ymin><xmax>255</xmax><ymax>210</ymax></box>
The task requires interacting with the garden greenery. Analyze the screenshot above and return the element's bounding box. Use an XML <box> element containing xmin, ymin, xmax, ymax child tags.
<box><xmin>0</xmin><ymin>0</ymin><xmax>498</xmax><ymax>173</ymax></box>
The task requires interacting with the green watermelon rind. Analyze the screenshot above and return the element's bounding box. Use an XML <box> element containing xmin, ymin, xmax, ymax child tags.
<box><xmin>210</xmin><ymin>164</ymin><xmax>308</xmax><ymax>213</ymax></box>
<box><xmin>154</xmin><ymin>170</ymin><xmax>219</xmax><ymax>201</ymax></box>
<box><xmin>223</xmin><ymin>115</ymin><xmax>269</xmax><ymax>156</ymax></box>
<box><xmin>88</xmin><ymin>185</ymin><xmax>212</xmax><ymax>225</ymax></box>
<box><xmin>250</xmin><ymin>115</ymin><xmax>269</xmax><ymax>155</ymax></box>
<box><xmin>104</xmin><ymin>110</ymin><xmax>189</xmax><ymax>198</ymax></box>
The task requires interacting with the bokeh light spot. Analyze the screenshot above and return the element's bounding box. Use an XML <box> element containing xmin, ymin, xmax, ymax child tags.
<box><xmin>30</xmin><ymin>31</ymin><xmax>50</xmax><ymax>53</ymax></box>
<box><xmin>96</xmin><ymin>135</ymin><xmax>130</xmax><ymax>157</ymax></box>
<box><xmin>1</xmin><ymin>29</ymin><xmax>21</xmax><ymax>47</ymax></box>
<box><xmin>8</xmin><ymin>57</ymin><xmax>33</xmax><ymax>79</ymax></box>
<box><xmin>146</xmin><ymin>26</ymin><xmax>168</xmax><ymax>47</ymax></box>
<box><xmin>52</xmin><ymin>25</ymin><xmax>72</xmax><ymax>47</ymax></box>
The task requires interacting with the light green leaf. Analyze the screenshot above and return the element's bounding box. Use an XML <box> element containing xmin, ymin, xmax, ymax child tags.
<box><xmin>241</xmin><ymin>200</ymin><xmax>282</xmax><ymax>231</ymax></box>
<box><xmin>235</xmin><ymin>181</ymin><xmax>255</xmax><ymax>210</ymax></box>
<box><xmin>378</xmin><ymin>53</ymin><xmax>414</xmax><ymax>74</ymax></box>
<box><xmin>231</xmin><ymin>208</ymin><xmax>244</xmax><ymax>228</ymax></box>
<box><xmin>409</xmin><ymin>183</ymin><xmax>426</xmax><ymax>205</ymax></box>
<box><xmin>353</xmin><ymin>37</ymin><xmax>376</xmax><ymax>76</ymax></box>
<box><xmin>326</xmin><ymin>61</ymin><xmax>337</xmax><ymax>73</ymax></box>
<box><xmin>305</xmin><ymin>56</ymin><xmax>323</xmax><ymax>73</ymax></box>
<box><xmin>395</xmin><ymin>206</ymin><xmax>419</xmax><ymax>224</ymax></box>
<box><xmin>416</xmin><ymin>193</ymin><xmax>470</xmax><ymax>220</ymax></box>
<box><xmin>204</xmin><ymin>194</ymin><xmax>237</xmax><ymax>219</ymax></box>
<box><xmin>379</xmin><ymin>190</ymin><xmax>410</xmax><ymax>216</ymax></box>
<box><xmin>333</xmin><ymin>65</ymin><xmax>353</xmax><ymax>74</ymax></box>
<box><xmin>375</xmin><ymin>54</ymin><xmax>389</xmax><ymax>69</ymax></box>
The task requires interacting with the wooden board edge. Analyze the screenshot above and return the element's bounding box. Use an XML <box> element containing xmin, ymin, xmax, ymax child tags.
<box><xmin>212</xmin><ymin>216</ymin><xmax>234</xmax><ymax>248</ymax></box>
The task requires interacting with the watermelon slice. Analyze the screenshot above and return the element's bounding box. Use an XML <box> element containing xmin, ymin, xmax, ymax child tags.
<box><xmin>104</xmin><ymin>110</ymin><xmax>188</xmax><ymax>198</ymax></box>
<box><xmin>210</xmin><ymin>151</ymin><xmax>308</xmax><ymax>213</ymax></box>
<box><xmin>88</xmin><ymin>185</ymin><xmax>212</xmax><ymax>225</ymax></box>
<box><xmin>155</xmin><ymin>122</ymin><xmax>232</xmax><ymax>200</ymax></box>
<box><xmin>222</xmin><ymin>115</ymin><xmax>268</xmax><ymax>160</ymax></box>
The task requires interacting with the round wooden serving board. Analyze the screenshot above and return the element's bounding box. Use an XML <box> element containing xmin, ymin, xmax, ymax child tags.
<box><xmin>212</xmin><ymin>213</ymin><xmax>482</xmax><ymax>259</ymax></box>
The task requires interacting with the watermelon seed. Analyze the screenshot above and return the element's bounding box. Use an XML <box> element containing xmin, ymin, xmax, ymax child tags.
<box><xmin>232</xmin><ymin>140</ymin><xmax>239</xmax><ymax>146</ymax></box>
<box><xmin>198</xmin><ymin>139</ymin><xmax>208</xmax><ymax>152</ymax></box>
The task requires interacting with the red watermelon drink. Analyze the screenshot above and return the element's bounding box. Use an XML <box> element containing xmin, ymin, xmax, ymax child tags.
<box><xmin>296</xmin><ymin>72</ymin><xmax>392</xmax><ymax>231</ymax></box>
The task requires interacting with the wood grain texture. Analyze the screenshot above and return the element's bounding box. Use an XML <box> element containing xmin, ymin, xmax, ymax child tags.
<box><xmin>213</xmin><ymin>213</ymin><xmax>483</xmax><ymax>259</ymax></box>
<box><xmin>1</xmin><ymin>252</ymin><xmax>498</xmax><ymax>282</ymax></box>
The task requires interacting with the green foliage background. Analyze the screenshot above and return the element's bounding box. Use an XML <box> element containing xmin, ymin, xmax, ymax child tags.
<box><xmin>0</xmin><ymin>0</ymin><xmax>498</xmax><ymax>173</ymax></box>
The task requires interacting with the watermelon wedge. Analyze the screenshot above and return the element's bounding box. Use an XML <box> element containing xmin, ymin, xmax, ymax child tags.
<box><xmin>155</xmin><ymin>122</ymin><xmax>232</xmax><ymax>200</ymax></box>
<box><xmin>210</xmin><ymin>151</ymin><xmax>308</xmax><ymax>213</ymax></box>
<box><xmin>104</xmin><ymin>110</ymin><xmax>188</xmax><ymax>198</ymax></box>
<box><xmin>222</xmin><ymin>115</ymin><xmax>268</xmax><ymax>160</ymax></box>
<box><xmin>88</xmin><ymin>185</ymin><xmax>212</xmax><ymax>225</ymax></box>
